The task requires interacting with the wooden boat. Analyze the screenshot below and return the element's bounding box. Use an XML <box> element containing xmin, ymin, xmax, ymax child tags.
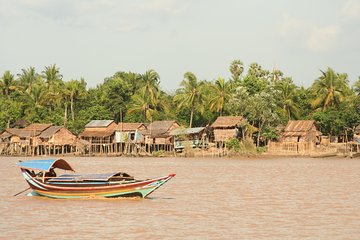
<box><xmin>17</xmin><ymin>159</ymin><xmax>175</xmax><ymax>199</ymax></box>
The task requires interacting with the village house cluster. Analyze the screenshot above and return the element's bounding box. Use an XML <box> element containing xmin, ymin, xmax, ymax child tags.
<box><xmin>1</xmin><ymin>117</ymin><xmax>360</xmax><ymax>157</ymax></box>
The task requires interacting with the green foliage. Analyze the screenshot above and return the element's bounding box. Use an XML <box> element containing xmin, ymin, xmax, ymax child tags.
<box><xmin>1</xmin><ymin>63</ymin><xmax>358</xmax><ymax>144</ymax></box>
<box><xmin>0</xmin><ymin>99</ymin><xmax>22</xmax><ymax>130</ymax></box>
<box><xmin>226</xmin><ymin>138</ymin><xmax>241</xmax><ymax>151</ymax></box>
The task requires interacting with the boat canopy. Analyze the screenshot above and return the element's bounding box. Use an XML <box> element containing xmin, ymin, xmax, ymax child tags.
<box><xmin>17</xmin><ymin>159</ymin><xmax>75</xmax><ymax>172</ymax></box>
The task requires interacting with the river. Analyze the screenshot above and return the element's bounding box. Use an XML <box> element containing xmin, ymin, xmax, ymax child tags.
<box><xmin>0</xmin><ymin>156</ymin><xmax>359</xmax><ymax>239</ymax></box>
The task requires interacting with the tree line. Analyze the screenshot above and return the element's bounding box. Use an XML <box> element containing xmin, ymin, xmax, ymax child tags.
<box><xmin>1</xmin><ymin>61</ymin><xmax>360</xmax><ymax>145</ymax></box>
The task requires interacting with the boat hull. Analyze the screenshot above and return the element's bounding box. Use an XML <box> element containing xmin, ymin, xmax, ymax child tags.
<box><xmin>21</xmin><ymin>169</ymin><xmax>175</xmax><ymax>199</ymax></box>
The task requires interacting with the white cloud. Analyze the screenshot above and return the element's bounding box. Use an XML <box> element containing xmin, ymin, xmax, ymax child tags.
<box><xmin>342</xmin><ymin>0</ymin><xmax>360</xmax><ymax>19</ymax></box>
<box><xmin>279</xmin><ymin>14</ymin><xmax>306</xmax><ymax>36</ymax></box>
<box><xmin>307</xmin><ymin>25</ymin><xmax>341</xmax><ymax>51</ymax></box>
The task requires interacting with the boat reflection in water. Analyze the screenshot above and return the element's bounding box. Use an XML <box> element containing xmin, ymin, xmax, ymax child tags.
<box><xmin>18</xmin><ymin>159</ymin><xmax>175</xmax><ymax>199</ymax></box>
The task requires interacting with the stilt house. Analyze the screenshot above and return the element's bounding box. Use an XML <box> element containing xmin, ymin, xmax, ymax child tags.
<box><xmin>210</xmin><ymin>116</ymin><xmax>247</xmax><ymax>143</ymax></box>
<box><xmin>38</xmin><ymin>126</ymin><xmax>78</xmax><ymax>155</ymax></box>
<box><xmin>115</xmin><ymin>123</ymin><xmax>147</xmax><ymax>154</ymax></box>
<box><xmin>170</xmin><ymin>127</ymin><xmax>209</xmax><ymax>151</ymax></box>
<box><xmin>79</xmin><ymin>120</ymin><xmax>117</xmax><ymax>154</ymax></box>
<box><xmin>144</xmin><ymin>120</ymin><xmax>180</xmax><ymax>152</ymax></box>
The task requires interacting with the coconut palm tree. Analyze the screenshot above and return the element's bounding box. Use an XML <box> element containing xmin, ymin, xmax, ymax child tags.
<box><xmin>174</xmin><ymin>72</ymin><xmax>204</xmax><ymax>128</ymax></box>
<box><xmin>140</xmin><ymin>69</ymin><xmax>160</xmax><ymax>103</ymax></box>
<box><xmin>0</xmin><ymin>70</ymin><xmax>17</xmax><ymax>98</ymax></box>
<box><xmin>65</xmin><ymin>79</ymin><xmax>86</xmax><ymax>121</ymax></box>
<box><xmin>208</xmin><ymin>77</ymin><xmax>231</xmax><ymax>116</ymax></box>
<box><xmin>127</xmin><ymin>88</ymin><xmax>155</xmax><ymax>122</ymax></box>
<box><xmin>42</xmin><ymin>64</ymin><xmax>63</xmax><ymax>89</ymax></box>
<box><xmin>310</xmin><ymin>68</ymin><xmax>350</xmax><ymax>111</ymax></box>
<box><xmin>275</xmin><ymin>78</ymin><xmax>299</xmax><ymax>119</ymax></box>
<box><xmin>18</xmin><ymin>67</ymin><xmax>40</xmax><ymax>93</ymax></box>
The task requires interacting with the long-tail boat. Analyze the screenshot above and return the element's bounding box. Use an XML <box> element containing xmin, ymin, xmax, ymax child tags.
<box><xmin>17</xmin><ymin>159</ymin><xmax>175</xmax><ymax>199</ymax></box>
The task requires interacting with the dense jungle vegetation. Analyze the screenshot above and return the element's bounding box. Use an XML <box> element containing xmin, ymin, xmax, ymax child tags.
<box><xmin>1</xmin><ymin>60</ymin><xmax>360</xmax><ymax>144</ymax></box>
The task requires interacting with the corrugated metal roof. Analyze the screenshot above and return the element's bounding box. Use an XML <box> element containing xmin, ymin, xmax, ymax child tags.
<box><xmin>170</xmin><ymin>127</ymin><xmax>205</xmax><ymax>136</ymax></box>
<box><xmin>211</xmin><ymin>116</ymin><xmax>244</xmax><ymax>128</ymax></box>
<box><xmin>85</xmin><ymin>120</ymin><xmax>114</xmax><ymax>128</ymax></box>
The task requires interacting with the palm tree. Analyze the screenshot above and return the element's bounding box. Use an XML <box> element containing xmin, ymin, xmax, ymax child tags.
<box><xmin>65</xmin><ymin>79</ymin><xmax>86</xmax><ymax>121</ymax></box>
<box><xmin>275</xmin><ymin>78</ymin><xmax>299</xmax><ymax>119</ymax></box>
<box><xmin>42</xmin><ymin>64</ymin><xmax>63</xmax><ymax>89</ymax></box>
<box><xmin>23</xmin><ymin>84</ymin><xmax>47</xmax><ymax>107</ymax></box>
<box><xmin>311</xmin><ymin>68</ymin><xmax>350</xmax><ymax>111</ymax></box>
<box><xmin>174</xmin><ymin>72</ymin><xmax>204</xmax><ymax>128</ymax></box>
<box><xmin>140</xmin><ymin>69</ymin><xmax>160</xmax><ymax>103</ymax></box>
<box><xmin>208</xmin><ymin>77</ymin><xmax>231</xmax><ymax>116</ymax></box>
<box><xmin>0</xmin><ymin>70</ymin><xmax>17</xmax><ymax>98</ymax></box>
<box><xmin>18</xmin><ymin>67</ymin><xmax>40</xmax><ymax>93</ymax></box>
<box><xmin>127</xmin><ymin>88</ymin><xmax>155</xmax><ymax>122</ymax></box>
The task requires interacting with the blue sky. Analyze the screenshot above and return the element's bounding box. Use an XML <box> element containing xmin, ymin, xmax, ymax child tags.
<box><xmin>1</xmin><ymin>0</ymin><xmax>359</xmax><ymax>92</ymax></box>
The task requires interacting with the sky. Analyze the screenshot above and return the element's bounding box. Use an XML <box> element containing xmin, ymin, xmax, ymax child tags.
<box><xmin>0</xmin><ymin>0</ymin><xmax>359</xmax><ymax>92</ymax></box>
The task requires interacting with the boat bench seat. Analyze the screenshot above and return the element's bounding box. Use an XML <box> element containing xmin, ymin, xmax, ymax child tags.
<box><xmin>48</xmin><ymin>173</ymin><xmax>127</xmax><ymax>182</ymax></box>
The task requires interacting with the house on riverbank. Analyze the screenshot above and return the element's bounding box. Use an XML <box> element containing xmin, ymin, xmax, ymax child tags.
<box><xmin>210</xmin><ymin>116</ymin><xmax>250</xmax><ymax>145</ymax></box>
<box><xmin>268</xmin><ymin>120</ymin><xmax>321</xmax><ymax>155</ymax></box>
<box><xmin>115</xmin><ymin>122</ymin><xmax>147</xmax><ymax>154</ymax></box>
<box><xmin>144</xmin><ymin>120</ymin><xmax>180</xmax><ymax>153</ymax></box>
<box><xmin>170</xmin><ymin>127</ymin><xmax>209</xmax><ymax>152</ymax></box>
<box><xmin>79</xmin><ymin>120</ymin><xmax>117</xmax><ymax>155</ymax></box>
<box><xmin>0</xmin><ymin>123</ymin><xmax>78</xmax><ymax>156</ymax></box>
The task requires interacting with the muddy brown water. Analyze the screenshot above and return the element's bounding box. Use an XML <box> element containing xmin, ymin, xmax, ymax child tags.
<box><xmin>0</xmin><ymin>156</ymin><xmax>359</xmax><ymax>239</ymax></box>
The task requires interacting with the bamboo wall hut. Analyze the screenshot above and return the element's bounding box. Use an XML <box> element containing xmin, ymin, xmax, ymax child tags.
<box><xmin>0</xmin><ymin>124</ymin><xmax>80</xmax><ymax>156</ymax></box>
<box><xmin>210</xmin><ymin>116</ymin><xmax>247</xmax><ymax>144</ymax></box>
<box><xmin>115</xmin><ymin>123</ymin><xmax>147</xmax><ymax>154</ymax></box>
<box><xmin>144</xmin><ymin>120</ymin><xmax>180</xmax><ymax>152</ymax></box>
<box><xmin>0</xmin><ymin>128</ymin><xmax>37</xmax><ymax>155</ymax></box>
<box><xmin>268</xmin><ymin>120</ymin><xmax>321</xmax><ymax>155</ymax></box>
<box><xmin>79</xmin><ymin>120</ymin><xmax>117</xmax><ymax>154</ymax></box>
<box><xmin>170</xmin><ymin>127</ymin><xmax>209</xmax><ymax>152</ymax></box>
<box><xmin>38</xmin><ymin>126</ymin><xmax>78</xmax><ymax>155</ymax></box>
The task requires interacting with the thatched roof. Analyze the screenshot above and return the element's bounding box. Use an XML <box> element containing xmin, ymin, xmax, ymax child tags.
<box><xmin>144</xmin><ymin>120</ymin><xmax>179</xmax><ymax>137</ymax></box>
<box><xmin>282</xmin><ymin>120</ymin><xmax>320</xmax><ymax>137</ymax></box>
<box><xmin>24</xmin><ymin>123</ymin><xmax>53</xmax><ymax>132</ymax></box>
<box><xmin>211</xmin><ymin>116</ymin><xmax>245</xmax><ymax>128</ymax></box>
<box><xmin>1</xmin><ymin>128</ymin><xmax>38</xmax><ymax>138</ymax></box>
<box><xmin>117</xmin><ymin>123</ymin><xmax>146</xmax><ymax>132</ymax></box>
<box><xmin>38</xmin><ymin>126</ymin><xmax>63</xmax><ymax>138</ymax></box>
<box><xmin>85</xmin><ymin>120</ymin><xmax>114</xmax><ymax>128</ymax></box>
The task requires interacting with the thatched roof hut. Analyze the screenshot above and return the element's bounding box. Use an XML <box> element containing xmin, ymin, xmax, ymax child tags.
<box><xmin>0</xmin><ymin>128</ymin><xmax>38</xmax><ymax>144</ymax></box>
<box><xmin>38</xmin><ymin>126</ymin><xmax>77</xmax><ymax>146</ymax></box>
<box><xmin>24</xmin><ymin>123</ymin><xmax>53</xmax><ymax>132</ymax></box>
<box><xmin>210</xmin><ymin>116</ymin><xmax>247</xmax><ymax>142</ymax></box>
<box><xmin>144</xmin><ymin>120</ymin><xmax>180</xmax><ymax>144</ymax></box>
<box><xmin>281</xmin><ymin>120</ymin><xmax>320</xmax><ymax>142</ymax></box>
